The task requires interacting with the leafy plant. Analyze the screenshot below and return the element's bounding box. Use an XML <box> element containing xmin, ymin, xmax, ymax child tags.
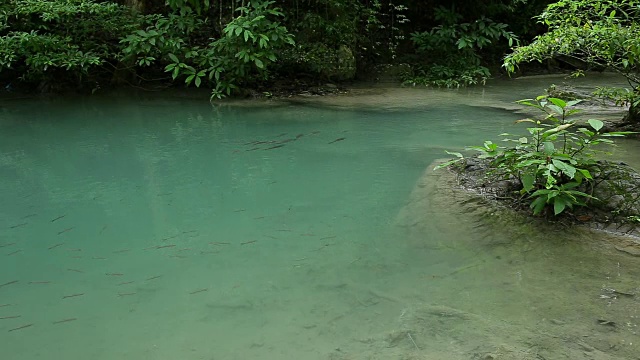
<box><xmin>163</xmin><ymin>0</ymin><xmax>294</xmax><ymax>99</ymax></box>
<box><xmin>504</xmin><ymin>0</ymin><xmax>640</xmax><ymax>123</ymax></box>
<box><xmin>0</xmin><ymin>0</ymin><xmax>138</xmax><ymax>88</ymax></box>
<box><xmin>406</xmin><ymin>6</ymin><xmax>517</xmax><ymax>88</ymax></box>
<box><xmin>437</xmin><ymin>95</ymin><xmax>634</xmax><ymax>215</ymax></box>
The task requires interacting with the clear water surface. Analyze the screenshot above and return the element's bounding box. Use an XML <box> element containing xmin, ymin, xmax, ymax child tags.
<box><xmin>1</xmin><ymin>76</ymin><xmax>639</xmax><ymax>359</ymax></box>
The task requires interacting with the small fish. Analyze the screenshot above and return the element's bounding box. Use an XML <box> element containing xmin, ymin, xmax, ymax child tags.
<box><xmin>57</xmin><ymin>227</ymin><xmax>74</xmax><ymax>235</ymax></box>
<box><xmin>233</xmin><ymin>209</ymin><xmax>246</xmax><ymax>212</ymax></box>
<box><xmin>28</xmin><ymin>281</ymin><xmax>50</xmax><ymax>285</ymax></box>
<box><xmin>92</xmin><ymin>256</ymin><xmax>107</xmax><ymax>260</ymax></box>
<box><xmin>117</xmin><ymin>292</ymin><xmax>136</xmax><ymax>297</ymax></box>
<box><xmin>310</xmin><ymin>131</ymin><xmax>321</xmax><ymax>135</ymax></box>
<box><xmin>21</xmin><ymin>213</ymin><xmax>37</xmax><ymax>219</ymax></box>
<box><xmin>117</xmin><ymin>281</ymin><xmax>134</xmax><ymax>286</ymax></box>
<box><xmin>155</xmin><ymin>245</ymin><xmax>176</xmax><ymax>249</ymax></box>
<box><xmin>157</xmin><ymin>192</ymin><xmax>173</xmax><ymax>197</ymax></box>
<box><xmin>9</xmin><ymin>223</ymin><xmax>27</xmax><ymax>229</ymax></box>
<box><xmin>264</xmin><ymin>144</ymin><xmax>285</xmax><ymax>150</ymax></box>
<box><xmin>296</xmin><ymin>133</ymin><xmax>305</xmax><ymax>139</ymax></box>
<box><xmin>67</xmin><ymin>268</ymin><xmax>83</xmax><ymax>273</ymax></box>
<box><xmin>8</xmin><ymin>323</ymin><xmax>33</xmax><ymax>332</ymax></box>
<box><xmin>189</xmin><ymin>288</ymin><xmax>208</xmax><ymax>295</ymax></box>
<box><xmin>105</xmin><ymin>273</ymin><xmax>124</xmax><ymax>276</ymax></box>
<box><xmin>0</xmin><ymin>280</ymin><xmax>18</xmax><ymax>288</ymax></box>
<box><xmin>50</xmin><ymin>215</ymin><xmax>66</xmax><ymax>222</ymax></box>
<box><xmin>320</xmin><ymin>235</ymin><xmax>337</xmax><ymax>240</ymax></box>
<box><xmin>62</xmin><ymin>293</ymin><xmax>84</xmax><ymax>299</ymax></box>
<box><xmin>328</xmin><ymin>137</ymin><xmax>346</xmax><ymax>144</ymax></box>
<box><xmin>6</xmin><ymin>250</ymin><xmax>22</xmax><ymax>256</ymax></box>
<box><xmin>0</xmin><ymin>243</ymin><xmax>16</xmax><ymax>248</ymax></box>
<box><xmin>99</xmin><ymin>225</ymin><xmax>108</xmax><ymax>234</ymax></box>
<box><xmin>52</xmin><ymin>318</ymin><xmax>77</xmax><ymax>324</ymax></box>
<box><xmin>254</xmin><ymin>216</ymin><xmax>266</xmax><ymax>219</ymax></box>
<box><xmin>169</xmin><ymin>255</ymin><xmax>187</xmax><ymax>259</ymax></box>
<box><xmin>113</xmin><ymin>249</ymin><xmax>130</xmax><ymax>254</ymax></box>
<box><xmin>209</xmin><ymin>242</ymin><xmax>230</xmax><ymax>246</ymax></box>
<box><xmin>0</xmin><ymin>304</ymin><xmax>12</xmax><ymax>308</ymax></box>
<box><xmin>264</xmin><ymin>235</ymin><xmax>277</xmax><ymax>239</ymax></box>
<box><xmin>245</xmin><ymin>147</ymin><xmax>261</xmax><ymax>152</ymax></box>
<box><xmin>48</xmin><ymin>243</ymin><xmax>64</xmax><ymax>250</ymax></box>
<box><xmin>67</xmin><ymin>248</ymin><xmax>82</xmax><ymax>252</ymax></box>
<box><xmin>146</xmin><ymin>275</ymin><xmax>162</xmax><ymax>281</ymax></box>
<box><xmin>240</xmin><ymin>240</ymin><xmax>257</xmax><ymax>245</ymax></box>
<box><xmin>0</xmin><ymin>315</ymin><xmax>21</xmax><ymax>320</ymax></box>
<box><xmin>161</xmin><ymin>235</ymin><xmax>179</xmax><ymax>241</ymax></box>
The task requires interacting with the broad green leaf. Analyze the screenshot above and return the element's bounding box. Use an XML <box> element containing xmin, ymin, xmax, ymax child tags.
<box><xmin>553</xmin><ymin>197</ymin><xmax>566</xmax><ymax>215</ymax></box>
<box><xmin>168</xmin><ymin>53</ymin><xmax>179</xmax><ymax>63</ymax></box>
<box><xmin>578</xmin><ymin>169</ymin><xmax>592</xmax><ymax>180</ymax></box>
<box><xmin>530</xmin><ymin>196</ymin><xmax>547</xmax><ymax>215</ymax></box>
<box><xmin>543</xmin><ymin>141</ymin><xmax>555</xmax><ymax>154</ymax></box>
<box><xmin>546</xmin><ymin>104</ymin><xmax>563</xmax><ymax>115</ymax></box>
<box><xmin>552</xmin><ymin>159</ymin><xmax>576</xmax><ymax>178</ymax></box>
<box><xmin>254</xmin><ymin>58</ymin><xmax>264</xmax><ymax>69</ymax></box>
<box><xmin>522</xmin><ymin>173</ymin><xmax>535</xmax><ymax>192</ymax></box>
<box><xmin>548</xmin><ymin>97</ymin><xmax>567</xmax><ymax>109</ymax></box>
<box><xmin>587</xmin><ymin>119</ymin><xmax>604</xmax><ymax>131</ymax></box>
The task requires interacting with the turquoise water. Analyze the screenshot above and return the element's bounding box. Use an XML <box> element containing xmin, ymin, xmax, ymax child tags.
<box><xmin>1</xmin><ymin>84</ymin><xmax>639</xmax><ymax>359</ymax></box>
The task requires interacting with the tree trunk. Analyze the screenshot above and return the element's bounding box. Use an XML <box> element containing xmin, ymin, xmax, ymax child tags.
<box><xmin>125</xmin><ymin>0</ymin><xmax>145</xmax><ymax>13</ymax></box>
<box><xmin>623</xmin><ymin>101</ymin><xmax>640</xmax><ymax>124</ymax></box>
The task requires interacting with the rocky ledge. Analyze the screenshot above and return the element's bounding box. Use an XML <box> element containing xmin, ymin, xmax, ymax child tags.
<box><xmin>448</xmin><ymin>156</ymin><xmax>640</xmax><ymax>254</ymax></box>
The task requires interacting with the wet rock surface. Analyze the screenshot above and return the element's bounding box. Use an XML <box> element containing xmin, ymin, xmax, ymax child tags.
<box><xmin>448</xmin><ymin>156</ymin><xmax>640</xmax><ymax>246</ymax></box>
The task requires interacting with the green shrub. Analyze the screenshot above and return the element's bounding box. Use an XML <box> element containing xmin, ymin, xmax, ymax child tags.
<box><xmin>437</xmin><ymin>95</ymin><xmax>634</xmax><ymax>215</ymax></box>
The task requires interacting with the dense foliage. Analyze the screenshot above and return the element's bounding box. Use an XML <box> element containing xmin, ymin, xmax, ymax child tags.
<box><xmin>504</xmin><ymin>0</ymin><xmax>640</xmax><ymax>123</ymax></box>
<box><xmin>1</xmin><ymin>0</ymin><xmax>609</xmax><ymax>97</ymax></box>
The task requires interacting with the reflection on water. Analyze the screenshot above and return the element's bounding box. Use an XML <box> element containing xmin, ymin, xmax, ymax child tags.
<box><xmin>0</xmin><ymin>77</ymin><xmax>639</xmax><ymax>360</ymax></box>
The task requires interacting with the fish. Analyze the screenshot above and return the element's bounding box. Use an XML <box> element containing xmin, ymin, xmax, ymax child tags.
<box><xmin>8</xmin><ymin>324</ymin><xmax>33</xmax><ymax>332</ymax></box>
<box><xmin>51</xmin><ymin>215</ymin><xmax>65</xmax><ymax>222</ymax></box>
<box><xmin>6</xmin><ymin>250</ymin><xmax>22</xmax><ymax>256</ymax></box>
<box><xmin>241</xmin><ymin>240</ymin><xmax>257</xmax><ymax>245</ymax></box>
<box><xmin>0</xmin><ymin>315</ymin><xmax>20</xmax><ymax>320</ymax></box>
<box><xmin>155</xmin><ymin>245</ymin><xmax>176</xmax><ymax>249</ymax></box>
<box><xmin>189</xmin><ymin>288</ymin><xmax>208</xmax><ymax>295</ymax></box>
<box><xmin>117</xmin><ymin>292</ymin><xmax>136</xmax><ymax>297</ymax></box>
<box><xmin>0</xmin><ymin>280</ymin><xmax>18</xmax><ymax>288</ymax></box>
<box><xmin>328</xmin><ymin>137</ymin><xmax>346</xmax><ymax>144</ymax></box>
<box><xmin>117</xmin><ymin>281</ymin><xmax>134</xmax><ymax>286</ymax></box>
<box><xmin>62</xmin><ymin>293</ymin><xmax>84</xmax><ymax>299</ymax></box>
<box><xmin>145</xmin><ymin>275</ymin><xmax>162</xmax><ymax>281</ymax></box>
<box><xmin>9</xmin><ymin>223</ymin><xmax>27</xmax><ymax>229</ymax></box>
<box><xmin>264</xmin><ymin>144</ymin><xmax>285</xmax><ymax>150</ymax></box>
<box><xmin>28</xmin><ymin>281</ymin><xmax>50</xmax><ymax>284</ymax></box>
<box><xmin>57</xmin><ymin>227</ymin><xmax>74</xmax><ymax>235</ymax></box>
<box><xmin>105</xmin><ymin>273</ymin><xmax>124</xmax><ymax>276</ymax></box>
<box><xmin>52</xmin><ymin>318</ymin><xmax>77</xmax><ymax>324</ymax></box>
<box><xmin>67</xmin><ymin>268</ymin><xmax>83</xmax><ymax>273</ymax></box>
<box><xmin>48</xmin><ymin>243</ymin><xmax>64</xmax><ymax>250</ymax></box>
